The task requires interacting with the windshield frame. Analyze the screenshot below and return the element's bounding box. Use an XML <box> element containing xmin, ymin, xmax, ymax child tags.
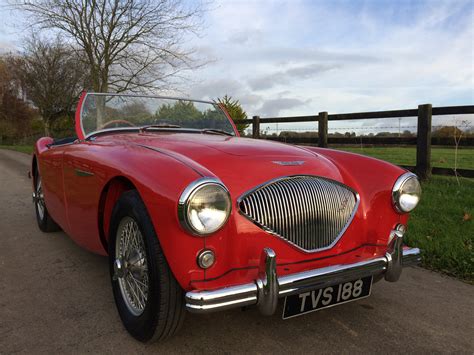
<box><xmin>75</xmin><ymin>92</ymin><xmax>239</xmax><ymax>140</ymax></box>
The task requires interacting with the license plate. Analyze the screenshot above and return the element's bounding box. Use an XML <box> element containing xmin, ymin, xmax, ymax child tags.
<box><xmin>282</xmin><ymin>276</ymin><xmax>373</xmax><ymax>319</ymax></box>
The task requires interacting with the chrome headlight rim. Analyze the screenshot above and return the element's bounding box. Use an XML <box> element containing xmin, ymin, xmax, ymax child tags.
<box><xmin>178</xmin><ymin>177</ymin><xmax>231</xmax><ymax>236</ymax></box>
<box><xmin>392</xmin><ymin>172</ymin><xmax>421</xmax><ymax>213</ymax></box>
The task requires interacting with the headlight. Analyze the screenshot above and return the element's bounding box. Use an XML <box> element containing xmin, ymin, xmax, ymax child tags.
<box><xmin>392</xmin><ymin>172</ymin><xmax>421</xmax><ymax>213</ymax></box>
<box><xmin>178</xmin><ymin>178</ymin><xmax>231</xmax><ymax>235</ymax></box>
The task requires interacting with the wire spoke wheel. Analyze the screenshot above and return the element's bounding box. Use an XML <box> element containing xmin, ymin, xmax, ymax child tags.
<box><xmin>109</xmin><ymin>190</ymin><xmax>185</xmax><ymax>342</ymax></box>
<box><xmin>35</xmin><ymin>177</ymin><xmax>45</xmax><ymax>220</ymax></box>
<box><xmin>115</xmin><ymin>216</ymin><xmax>149</xmax><ymax>316</ymax></box>
<box><xmin>33</xmin><ymin>166</ymin><xmax>60</xmax><ymax>233</ymax></box>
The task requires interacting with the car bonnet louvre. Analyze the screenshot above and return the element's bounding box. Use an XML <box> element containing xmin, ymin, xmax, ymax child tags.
<box><xmin>238</xmin><ymin>175</ymin><xmax>359</xmax><ymax>252</ymax></box>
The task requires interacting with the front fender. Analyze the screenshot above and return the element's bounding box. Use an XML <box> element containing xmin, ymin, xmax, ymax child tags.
<box><xmin>63</xmin><ymin>141</ymin><xmax>210</xmax><ymax>290</ymax></box>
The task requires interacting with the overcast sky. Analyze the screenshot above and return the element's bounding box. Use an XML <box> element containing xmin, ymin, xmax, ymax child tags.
<box><xmin>1</xmin><ymin>0</ymin><xmax>472</xmax><ymax>133</ymax></box>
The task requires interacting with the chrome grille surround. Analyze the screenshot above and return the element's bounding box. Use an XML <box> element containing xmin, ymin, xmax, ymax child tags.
<box><xmin>238</xmin><ymin>175</ymin><xmax>359</xmax><ymax>252</ymax></box>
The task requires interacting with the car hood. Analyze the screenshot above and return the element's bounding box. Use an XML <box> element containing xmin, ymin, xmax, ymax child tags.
<box><xmin>102</xmin><ymin>132</ymin><xmax>346</xmax><ymax>195</ymax></box>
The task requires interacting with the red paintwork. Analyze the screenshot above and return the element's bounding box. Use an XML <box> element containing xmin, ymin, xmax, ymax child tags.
<box><xmin>75</xmin><ymin>92</ymin><xmax>87</xmax><ymax>140</ymax></box>
<box><xmin>33</xmin><ymin>98</ymin><xmax>410</xmax><ymax>292</ymax></box>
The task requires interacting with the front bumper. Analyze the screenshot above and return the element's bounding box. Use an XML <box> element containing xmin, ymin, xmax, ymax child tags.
<box><xmin>186</xmin><ymin>229</ymin><xmax>421</xmax><ymax>315</ymax></box>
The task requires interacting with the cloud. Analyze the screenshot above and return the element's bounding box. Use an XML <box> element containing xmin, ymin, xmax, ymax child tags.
<box><xmin>0</xmin><ymin>0</ymin><xmax>470</xmax><ymax>133</ymax></box>
<box><xmin>238</xmin><ymin>93</ymin><xmax>265</xmax><ymax>109</ymax></box>
<box><xmin>227</xmin><ymin>29</ymin><xmax>264</xmax><ymax>46</ymax></box>
<box><xmin>188</xmin><ymin>78</ymin><xmax>246</xmax><ymax>100</ymax></box>
<box><xmin>186</xmin><ymin>78</ymin><xmax>266</xmax><ymax>113</ymax></box>
<box><xmin>0</xmin><ymin>40</ymin><xmax>16</xmax><ymax>54</ymax></box>
<box><xmin>255</xmin><ymin>97</ymin><xmax>311</xmax><ymax>117</ymax></box>
<box><xmin>244</xmin><ymin>47</ymin><xmax>381</xmax><ymax>66</ymax></box>
<box><xmin>248</xmin><ymin>63</ymin><xmax>340</xmax><ymax>91</ymax></box>
<box><xmin>188</xmin><ymin>0</ymin><xmax>472</xmax><ymax>121</ymax></box>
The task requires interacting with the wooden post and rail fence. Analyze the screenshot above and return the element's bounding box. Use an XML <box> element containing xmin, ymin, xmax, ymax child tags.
<box><xmin>235</xmin><ymin>104</ymin><xmax>474</xmax><ymax>180</ymax></box>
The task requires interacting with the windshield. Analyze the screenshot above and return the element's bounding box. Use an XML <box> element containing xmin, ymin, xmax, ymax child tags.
<box><xmin>77</xmin><ymin>93</ymin><xmax>236</xmax><ymax>139</ymax></box>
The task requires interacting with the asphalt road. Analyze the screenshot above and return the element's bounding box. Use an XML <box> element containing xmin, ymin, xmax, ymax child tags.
<box><xmin>0</xmin><ymin>148</ymin><xmax>473</xmax><ymax>354</ymax></box>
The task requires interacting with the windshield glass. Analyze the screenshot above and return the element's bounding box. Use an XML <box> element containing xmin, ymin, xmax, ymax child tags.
<box><xmin>78</xmin><ymin>93</ymin><xmax>235</xmax><ymax>138</ymax></box>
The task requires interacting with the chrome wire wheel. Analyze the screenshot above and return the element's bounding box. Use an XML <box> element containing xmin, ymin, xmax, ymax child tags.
<box><xmin>109</xmin><ymin>190</ymin><xmax>186</xmax><ymax>342</ymax></box>
<box><xmin>33</xmin><ymin>167</ymin><xmax>60</xmax><ymax>233</ymax></box>
<box><xmin>115</xmin><ymin>216</ymin><xmax>149</xmax><ymax>316</ymax></box>
<box><xmin>35</xmin><ymin>176</ymin><xmax>45</xmax><ymax>220</ymax></box>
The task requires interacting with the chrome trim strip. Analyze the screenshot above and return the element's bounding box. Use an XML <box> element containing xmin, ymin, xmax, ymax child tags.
<box><xmin>186</xmin><ymin>283</ymin><xmax>258</xmax><ymax>312</ymax></box>
<box><xmin>186</xmin><ymin>249</ymin><xmax>420</xmax><ymax>314</ymax></box>
<box><xmin>185</xmin><ymin>229</ymin><xmax>421</xmax><ymax>315</ymax></box>
<box><xmin>400</xmin><ymin>247</ymin><xmax>421</xmax><ymax>266</ymax></box>
<box><xmin>277</xmin><ymin>257</ymin><xmax>387</xmax><ymax>297</ymax></box>
<box><xmin>82</xmin><ymin>92</ymin><xmax>216</xmax><ymax>104</ymax></box>
<box><xmin>75</xmin><ymin>169</ymin><xmax>94</xmax><ymax>177</ymax></box>
<box><xmin>237</xmin><ymin>175</ymin><xmax>360</xmax><ymax>253</ymax></box>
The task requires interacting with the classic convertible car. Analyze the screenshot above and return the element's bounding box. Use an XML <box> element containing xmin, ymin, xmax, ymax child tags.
<box><xmin>32</xmin><ymin>92</ymin><xmax>421</xmax><ymax>342</ymax></box>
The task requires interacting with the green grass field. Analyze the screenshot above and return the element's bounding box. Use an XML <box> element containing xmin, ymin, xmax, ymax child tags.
<box><xmin>1</xmin><ymin>144</ymin><xmax>472</xmax><ymax>281</ymax></box>
<box><xmin>0</xmin><ymin>145</ymin><xmax>34</xmax><ymax>154</ymax></box>
<box><xmin>405</xmin><ymin>176</ymin><xmax>473</xmax><ymax>282</ymax></box>
<box><xmin>336</xmin><ymin>146</ymin><xmax>474</xmax><ymax>170</ymax></box>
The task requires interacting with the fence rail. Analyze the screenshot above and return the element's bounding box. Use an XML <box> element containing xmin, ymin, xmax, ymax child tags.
<box><xmin>234</xmin><ymin>104</ymin><xmax>474</xmax><ymax>180</ymax></box>
<box><xmin>264</xmin><ymin>136</ymin><xmax>474</xmax><ymax>146</ymax></box>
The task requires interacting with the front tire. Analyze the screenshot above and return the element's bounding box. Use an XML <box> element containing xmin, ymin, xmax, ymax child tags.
<box><xmin>108</xmin><ymin>190</ymin><xmax>185</xmax><ymax>343</ymax></box>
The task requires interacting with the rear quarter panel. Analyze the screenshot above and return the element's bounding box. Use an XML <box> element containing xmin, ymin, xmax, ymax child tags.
<box><xmin>34</xmin><ymin>137</ymin><xmax>70</xmax><ymax>233</ymax></box>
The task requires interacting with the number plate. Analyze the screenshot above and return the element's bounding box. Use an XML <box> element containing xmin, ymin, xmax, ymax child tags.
<box><xmin>282</xmin><ymin>276</ymin><xmax>373</xmax><ymax>319</ymax></box>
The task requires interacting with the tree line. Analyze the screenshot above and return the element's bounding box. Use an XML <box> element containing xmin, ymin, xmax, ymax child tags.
<box><xmin>0</xmin><ymin>0</ymin><xmax>249</xmax><ymax>144</ymax></box>
<box><xmin>268</xmin><ymin>126</ymin><xmax>474</xmax><ymax>139</ymax></box>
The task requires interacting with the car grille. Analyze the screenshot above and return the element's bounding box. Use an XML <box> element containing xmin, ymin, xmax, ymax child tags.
<box><xmin>238</xmin><ymin>176</ymin><xmax>359</xmax><ymax>252</ymax></box>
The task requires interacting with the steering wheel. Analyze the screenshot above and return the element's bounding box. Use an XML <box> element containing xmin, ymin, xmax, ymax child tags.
<box><xmin>99</xmin><ymin>119</ymin><xmax>136</xmax><ymax>130</ymax></box>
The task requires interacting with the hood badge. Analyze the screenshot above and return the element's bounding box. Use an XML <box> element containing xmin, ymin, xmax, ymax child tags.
<box><xmin>272</xmin><ymin>160</ymin><xmax>305</xmax><ymax>166</ymax></box>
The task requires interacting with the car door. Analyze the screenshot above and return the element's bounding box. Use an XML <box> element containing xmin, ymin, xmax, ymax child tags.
<box><xmin>62</xmin><ymin>141</ymin><xmax>109</xmax><ymax>254</ymax></box>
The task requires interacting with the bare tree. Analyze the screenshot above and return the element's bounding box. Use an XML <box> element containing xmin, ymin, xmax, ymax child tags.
<box><xmin>0</xmin><ymin>57</ymin><xmax>37</xmax><ymax>143</ymax></box>
<box><xmin>453</xmin><ymin>119</ymin><xmax>470</xmax><ymax>185</ymax></box>
<box><xmin>9</xmin><ymin>36</ymin><xmax>89</xmax><ymax>135</ymax></box>
<box><xmin>11</xmin><ymin>0</ymin><xmax>204</xmax><ymax>94</ymax></box>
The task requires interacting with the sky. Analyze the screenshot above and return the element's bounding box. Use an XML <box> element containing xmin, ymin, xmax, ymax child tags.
<box><xmin>0</xmin><ymin>0</ymin><xmax>473</xmax><ymax>133</ymax></box>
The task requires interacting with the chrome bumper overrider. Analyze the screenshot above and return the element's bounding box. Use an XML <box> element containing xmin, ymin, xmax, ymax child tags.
<box><xmin>186</xmin><ymin>229</ymin><xmax>421</xmax><ymax>315</ymax></box>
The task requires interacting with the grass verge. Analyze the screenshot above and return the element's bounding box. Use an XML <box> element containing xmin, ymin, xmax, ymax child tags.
<box><xmin>0</xmin><ymin>145</ymin><xmax>34</xmax><ymax>154</ymax></box>
<box><xmin>336</xmin><ymin>146</ymin><xmax>474</xmax><ymax>170</ymax></box>
<box><xmin>405</xmin><ymin>176</ymin><xmax>473</xmax><ymax>282</ymax></box>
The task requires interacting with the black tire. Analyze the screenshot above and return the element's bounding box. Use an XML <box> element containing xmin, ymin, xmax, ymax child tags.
<box><xmin>34</xmin><ymin>164</ymin><xmax>61</xmax><ymax>233</ymax></box>
<box><xmin>108</xmin><ymin>190</ymin><xmax>185</xmax><ymax>343</ymax></box>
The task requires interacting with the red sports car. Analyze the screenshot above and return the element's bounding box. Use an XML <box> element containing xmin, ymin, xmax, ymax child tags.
<box><xmin>31</xmin><ymin>92</ymin><xmax>421</xmax><ymax>342</ymax></box>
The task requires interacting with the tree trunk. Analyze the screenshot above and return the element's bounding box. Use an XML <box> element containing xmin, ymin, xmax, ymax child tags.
<box><xmin>44</xmin><ymin>119</ymin><xmax>50</xmax><ymax>137</ymax></box>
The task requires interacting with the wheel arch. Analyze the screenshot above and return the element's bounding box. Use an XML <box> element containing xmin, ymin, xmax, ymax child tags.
<box><xmin>31</xmin><ymin>154</ymin><xmax>42</xmax><ymax>191</ymax></box>
<box><xmin>31</xmin><ymin>136</ymin><xmax>53</xmax><ymax>189</ymax></box>
<box><xmin>31</xmin><ymin>154</ymin><xmax>38</xmax><ymax>187</ymax></box>
<box><xmin>95</xmin><ymin>151</ymin><xmax>206</xmax><ymax>288</ymax></box>
<box><xmin>98</xmin><ymin>176</ymin><xmax>137</xmax><ymax>253</ymax></box>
